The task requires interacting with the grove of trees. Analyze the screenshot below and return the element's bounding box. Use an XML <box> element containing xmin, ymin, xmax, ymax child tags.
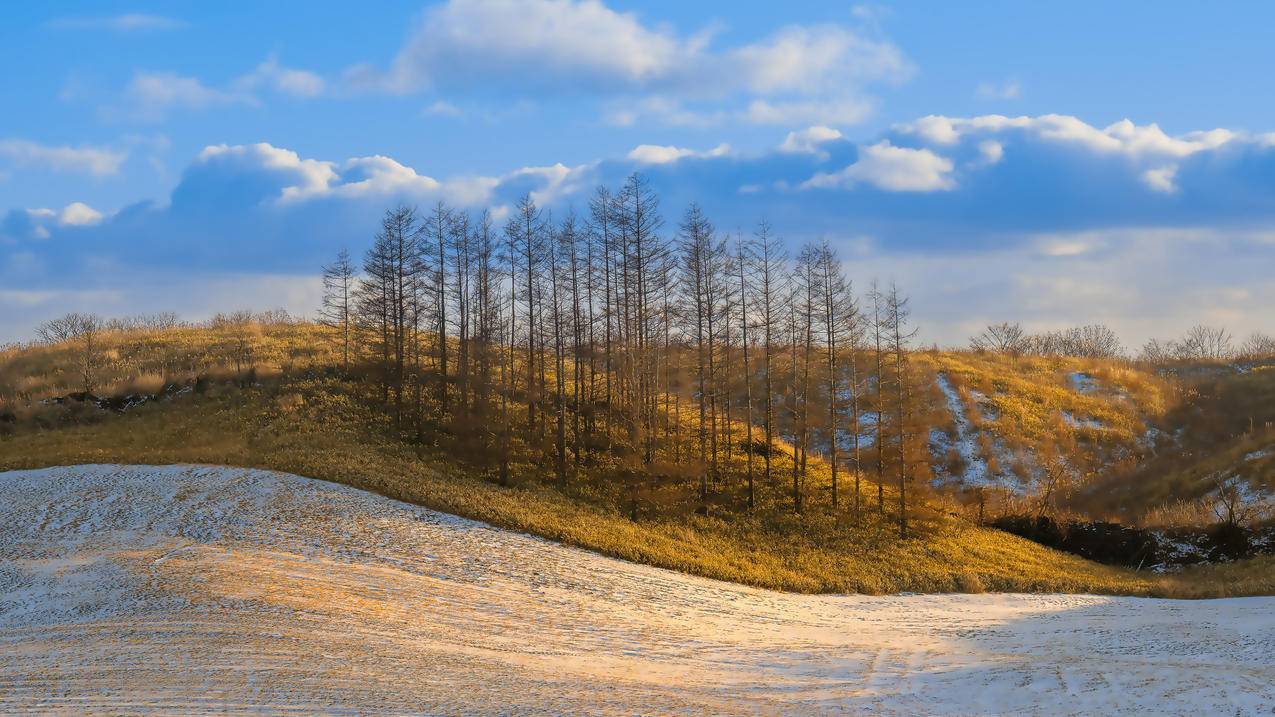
<box><xmin>321</xmin><ymin>174</ymin><xmax>922</xmax><ymax>534</ymax></box>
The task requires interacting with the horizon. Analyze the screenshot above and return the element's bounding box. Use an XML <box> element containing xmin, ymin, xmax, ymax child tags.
<box><xmin>4</xmin><ymin>1</ymin><xmax>1275</xmax><ymax>347</ymax></box>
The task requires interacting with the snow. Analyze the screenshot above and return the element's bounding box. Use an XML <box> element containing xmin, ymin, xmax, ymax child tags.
<box><xmin>1062</xmin><ymin>410</ymin><xmax>1104</xmax><ymax>430</ymax></box>
<box><xmin>1069</xmin><ymin>371</ymin><xmax>1099</xmax><ymax>394</ymax></box>
<box><xmin>1244</xmin><ymin>448</ymin><xmax>1271</xmax><ymax>462</ymax></box>
<box><xmin>3</xmin><ymin>464</ymin><xmax>1275</xmax><ymax>715</ymax></box>
<box><xmin>931</xmin><ymin>373</ymin><xmax>1025</xmax><ymax>493</ymax></box>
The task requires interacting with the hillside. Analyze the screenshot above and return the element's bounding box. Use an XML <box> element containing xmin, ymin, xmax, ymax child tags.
<box><xmin>2</xmin><ymin>320</ymin><xmax>1273</xmax><ymax>597</ymax></box>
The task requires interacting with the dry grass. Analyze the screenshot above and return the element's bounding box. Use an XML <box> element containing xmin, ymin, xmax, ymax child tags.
<box><xmin>3</xmin><ymin>325</ymin><xmax>1271</xmax><ymax>598</ymax></box>
<box><xmin>920</xmin><ymin>351</ymin><xmax>1172</xmax><ymax>460</ymax></box>
<box><xmin>5</xmin><ymin>373</ymin><xmax>1266</xmax><ymax>598</ymax></box>
<box><xmin>0</xmin><ymin>322</ymin><xmax>333</xmax><ymax>406</ymax></box>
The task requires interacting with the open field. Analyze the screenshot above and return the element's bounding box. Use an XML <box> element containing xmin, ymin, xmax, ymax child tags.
<box><xmin>2</xmin><ymin>464</ymin><xmax>1273</xmax><ymax>715</ymax></box>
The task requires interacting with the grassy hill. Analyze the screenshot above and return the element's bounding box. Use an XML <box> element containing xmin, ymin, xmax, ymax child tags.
<box><xmin>1</xmin><ymin>319</ymin><xmax>1271</xmax><ymax>597</ymax></box>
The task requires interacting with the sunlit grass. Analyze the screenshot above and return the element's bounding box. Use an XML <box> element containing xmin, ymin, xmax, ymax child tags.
<box><xmin>3</xmin><ymin>323</ymin><xmax>1270</xmax><ymax>597</ymax></box>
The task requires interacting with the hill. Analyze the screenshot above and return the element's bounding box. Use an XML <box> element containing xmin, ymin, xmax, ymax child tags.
<box><xmin>2</xmin><ymin>319</ymin><xmax>1272</xmax><ymax>597</ymax></box>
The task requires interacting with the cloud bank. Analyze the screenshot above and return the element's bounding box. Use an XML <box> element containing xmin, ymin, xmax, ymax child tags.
<box><xmin>5</xmin><ymin>113</ymin><xmax>1275</xmax><ymax>345</ymax></box>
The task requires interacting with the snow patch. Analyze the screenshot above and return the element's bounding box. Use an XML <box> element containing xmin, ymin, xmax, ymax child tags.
<box><xmin>1069</xmin><ymin>371</ymin><xmax>1099</xmax><ymax>394</ymax></box>
<box><xmin>930</xmin><ymin>373</ymin><xmax>1024</xmax><ymax>493</ymax></box>
<box><xmin>1244</xmin><ymin>448</ymin><xmax>1271</xmax><ymax>462</ymax></box>
<box><xmin>2</xmin><ymin>464</ymin><xmax>1274</xmax><ymax>714</ymax></box>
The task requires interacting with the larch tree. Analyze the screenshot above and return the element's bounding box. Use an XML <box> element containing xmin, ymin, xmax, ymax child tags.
<box><xmin>320</xmin><ymin>248</ymin><xmax>356</xmax><ymax>375</ymax></box>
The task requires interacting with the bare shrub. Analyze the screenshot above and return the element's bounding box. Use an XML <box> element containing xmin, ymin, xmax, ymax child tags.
<box><xmin>969</xmin><ymin>322</ymin><xmax>1028</xmax><ymax>355</ymax></box>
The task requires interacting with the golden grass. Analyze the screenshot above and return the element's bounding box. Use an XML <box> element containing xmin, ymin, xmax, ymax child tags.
<box><xmin>0</xmin><ymin>322</ymin><xmax>334</xmax><ymax>405</ymax></box>
<box><xmin>4</xmin><ymin>374</ymin><xmax>1244</xmax><ymax>598</ymax></box>
<box><xmin>3</xmin><ymin>326</ymin><xmax>1270</xmax><ymax>598</ymax></box>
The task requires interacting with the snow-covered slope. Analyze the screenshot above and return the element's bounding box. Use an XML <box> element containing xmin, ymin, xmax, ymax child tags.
<box><xmin>2</xmin><ymin>465</ymin><xmax>1273</xmax><ymax>715</ymax></box>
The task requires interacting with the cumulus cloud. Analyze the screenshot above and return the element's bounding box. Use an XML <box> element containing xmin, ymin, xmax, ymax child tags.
<box><xmin>898</xmin><ymin>114</ymin><xmax>1238</xmax><ymax>158</ymax></box>
<box><xmin>779</xmin><ymin>125</ymin><xmax>843</xmax><ymax>155</ymax></box>
<box><xmin>802</xmin><ymin>141</ymin><xmax>955</xmax><ymax>192</ymax></box>
<box><xmin>58</xmin><ymin>202</ymin><xmax>103</xmax><ymax>226</ymax></box>
<box><xmin>8</xmin><ymin>114</ymin><xmax>1275</xmax><ymax>344</ymax></box>
<box><xmin>892</xmin><ymin>113</ymin><xmax>1263</xmax><ymax>200</ymax></box>
<box><xmin>0</xmin><ymin>139</ymin><xmax>127</xmax><ymax>176</ymax></box>
<box><xmin>355</xmin><ymin>0</ymin><xmax>910</xmax><ymax>126</ymax></box>
<box><xmin>377</xmin><ymin>0</ymin><xmax>690</xmax><ymax>93</ymax></box>
<box><xmin>1</xmin><ymin>202</ymin><xmax>105</xmax><ymax>243</ymax></box>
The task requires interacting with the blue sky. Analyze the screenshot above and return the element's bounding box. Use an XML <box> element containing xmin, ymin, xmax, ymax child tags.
<box><xmin>3</xmin><ymin>1</ymin><xmax>1275</xmax><ymax>346</ymax></box>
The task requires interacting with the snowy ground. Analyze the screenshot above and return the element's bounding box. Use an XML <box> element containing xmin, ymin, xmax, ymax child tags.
<box><xmin>2</xmin><ymin>465</ymin><xmax>1274</xmax><ymax>716</ymax></box>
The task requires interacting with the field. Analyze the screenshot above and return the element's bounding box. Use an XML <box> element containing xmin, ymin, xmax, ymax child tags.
<box><xmin>3</xmin><ymin>464</ymin><xmax>1272</xmax><ymax>715</ymax></box>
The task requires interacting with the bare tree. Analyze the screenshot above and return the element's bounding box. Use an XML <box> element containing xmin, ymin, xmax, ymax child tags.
<box><xmin>815</xmin><ymin>241</ymin><xmax>850</xmax><ymax>508</ymax></box>
<box><xmin>735</xmin><ymin>235</ymin><xmax>756</xmax><ymax>509</ymax></box>
<box><xmin>753</xmin><ymin>220</ymin><xmax>786</xmax><ymax>491</ymax></box>
<box><xmin>885</xmin><ymin>283</ymin><xmax>918</xmax><ymax>537</ymax></box>
<box><xmin>969</xmin><ymin>322</ymin><xmax>1027</xmax><ymax>354</ymax></box>
<box><xmin>869</xmin><ymin>282</ymin><xmax>887</xmax><ymax>516</ymax></box>
<box><xmin>320</xmin><ymin>248</ymin><xmax>356</xmax><ymax>374</ymax></box>
<box><xmin>507</xmin><ymin>195</ymin><xmax>546</xmax><ymax>433</ymax></box>
<box><xmin>1179</xmin><ymin>324</ymin><xmax>1234</xmax><ymax>360</ymax></box>
<box><xmin>40</xmin><ymin>313</ymin><xmax>108</xmax><ymax>393</ymax></box>
<box><xmin>1239</xmin><ymin>332</ymin><xmax>1275</xmax><ymax>360</ymax></box>
<box><xmin>1025</xmin><ymin>324</ymin><xmax>1123</xmax><ymax>358</ymax></box>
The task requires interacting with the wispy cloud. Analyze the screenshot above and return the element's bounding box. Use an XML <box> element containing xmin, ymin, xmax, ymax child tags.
<box><xmin>0</xmin><ymin>139</ymin><xmax>127</xmax><ymax>176</ymax></box>
<box><xmin>235</xmin><ymin>56</ymin><xmax>326</xmax><ymax>99</ymax></box>
<box><xmin>115</xmin><ymin>72</ymin><xmax>257</xmax><ymax>121</ymax></box>
<box><xmin>108</xmin><ymin>57</ymin><xmax>325</xmax><ymax>121</ymax></box>
<box><xmin>975</xmin><ymin>79</ymin><xmax>1021</xmax><ymax>100</ymax></box>
<box><xmin>48</xmin><ymin>13</ymin><xmax>187</xmax><ymax>32</ymax></box>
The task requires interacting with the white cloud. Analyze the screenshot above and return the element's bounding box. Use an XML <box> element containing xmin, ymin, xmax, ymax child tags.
<box><xmin>360</xmin><ymin>0</ymin><xmax>909</xmax><ymax>127</ymax></box>
<box><xmin>898</xmin><ymin>114</ymin><xmax>1239</xmax><ymax>159</ymax></box>
<box><xmin>328</xmin><ymin>156</ymin><xmax>442</xmax><ymax>199</ymax></box>
<box><xmin>0</xmin><ymin>139</ymin><xmax>127</xmax><ymax>176</ymax></box>
<box><xmin>49</xmin><ymin>14</ymin><xmax>186</xmax><ymax>32</ymax></box>
<box><xmin>380</xmin><ymin>0</ymin><xmax>689</xmax><ymax>93</ymax></box>
<box><xmin>802</xmin><ymin>140</ymin><xmax>955</xmax><ymax>192</ymax></box>
<box><xmin>236</xmin><ymin>57</ymin><xmax>326</xmax><ymax>98</ymax></box>
<box><xmin>779</xmin><ymin>125</ymin><xmax>844</xmax><ymax>158</ymax></box>
<box><xmin>121</xmin><ymin>72</ymin><xmax>256</xmax><ymax>120</ymax></box>
<box><xmin>196</xmin><ymin>143</ymin><xmax>339</xmax><ymax>203</ymax></box>
<box><xmin>626</xmin><ymin>143</ymin><xmax>730</xmax><ymax>164</ymax></box>
<box><xmin>423</xmin><ymin>100</ymin><xmax>463</xmax><ymax>117</ymax></box>
<box><xmin>728</xmin><ymin>24</ymin><xmax>912</xmax><ymax>94</ymax></box>
<box><xmin>743</xmin><ymin>98</ymin><xmax>875</xmax><ymax>126</ymax></box>
<box><xmin>975</xmin><ymin>79</ymin><xmax>1020</xmax><ymax>100</ymax></box>
<box><xmin>831</xmin><ymin>227</ymin><xmax>1275</xmax><ymax>347</ymax></box>
<box><xmin>58</xmin><ymin>202</ymin><xmax>103</xmax><ymax>226</ymax></box>
<box><xmin>976</xmin><ymin>140</ymin><xmax>1004</xmax><ymax>165</ymax></box>
<box><xmin>895</xmin><ymin>114</ymin><xmax>1252</xmax><ymax>192</ymax></box>
<box><xmin>193</xmin><ymin>141</ymin><xmax>585</xmax><ymax>210</ymax></box>
<box><xmin>1141</xmin><ymin>165</ymin><xmax>1178</xmax><ymax>193</ymax></box>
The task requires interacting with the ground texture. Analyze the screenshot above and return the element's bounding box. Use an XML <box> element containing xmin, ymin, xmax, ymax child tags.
<box><xmin>1</xmin><ymin>464</ymin><xmax>1273</xmax><ymax>716</ymax></box>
